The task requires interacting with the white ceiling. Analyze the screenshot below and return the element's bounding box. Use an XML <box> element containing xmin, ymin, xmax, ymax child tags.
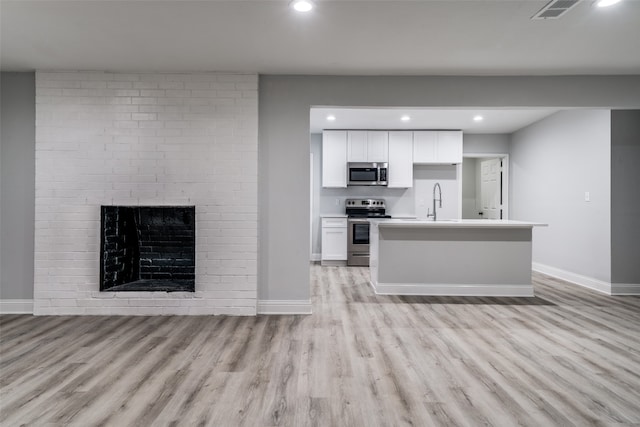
<box><xmin>1</xmin><ymin>0</ymin><xmax>639</xmax><ymax>75</ymax></box>
<box><xmin>310</xmin><ymin>107</ymin><xmax>559</xmax><ymax>133</ymax></box>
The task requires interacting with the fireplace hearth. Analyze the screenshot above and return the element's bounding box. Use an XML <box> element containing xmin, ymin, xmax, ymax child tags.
<box><xmin>100</xmin><ymin>206</ymin><xmax>195</xmax><ymax>292</ymax></box>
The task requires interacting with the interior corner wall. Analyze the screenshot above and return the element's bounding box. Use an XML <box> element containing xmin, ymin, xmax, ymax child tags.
<box><xmin>510</xmin><ymin>110</ymin><xmax>612</xmax><ymax>283</ymax></box>
<box><xmin>611</xmin><ymin>110</ymin><xmax>640</xmax><ymax>285</ymax></box>
<box><xmin>0</xmin><ymin>72</ymin><xmax>36</xmax><ymax>300</ymax></box>
<box><xmin>258</xmin><ymin>75</ymin><xmax>640</xmax><ymax>303</ymax></box>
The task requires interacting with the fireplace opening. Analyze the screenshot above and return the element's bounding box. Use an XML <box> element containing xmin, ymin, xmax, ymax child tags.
<box><xmin>100</xmin><ymin>206</ymin><xmax>195</xmax><ymax>292</ymax></box>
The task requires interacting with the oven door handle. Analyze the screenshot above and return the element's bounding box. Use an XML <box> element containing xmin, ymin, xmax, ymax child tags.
<box><xmin>348</xmin><ymin>218</ymin><xmax>370</xmax><ymax>223</ymax></box>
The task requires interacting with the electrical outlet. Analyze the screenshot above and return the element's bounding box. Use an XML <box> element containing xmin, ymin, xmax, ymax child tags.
<box><xmin>584</xmin><ymin>192</ymin><xmax>590</xmax><ymax>202</ymax></box>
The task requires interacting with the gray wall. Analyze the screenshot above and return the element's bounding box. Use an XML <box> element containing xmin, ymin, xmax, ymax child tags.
<box><xmin>510</xmin><ymin>110</ymin><xmax>611</xmax><ymax>282</ymax></box>
<box><xmin>463</xmin><ymin>133</ymin><xmax>510</xmax><ymax>154</ymax></box>
<box><xmin>310</xmin><ymin>133</ymin><xmax>322</xmax><ymax>257</ymax></box>
<box><xmin>259</xmin><ymin>75</ymin><xmax>640</xmax><ymax>301</ymax></box>
<box><xmin>461</xmin><ymin>158</ymin><xmax>479</xmax><ymax>219</ymax></box>
<box><xmin>462</xmin><ymin>134</ymin><xmax>510</xmax><ymax>220</ymax></box>
<box><xmin>611</xmin><ymin>110</ymin><xmax>640</xmax><ymax>284</ymax></box>
<box><xmin>0</xmin><ymin>72</ymin><xmax>35</xmax><ymax>300</ymax></box>
<box><xmin>3</xmin><ymin>75</ymin><xmax>640</xmax><ymax>303</ymax></box>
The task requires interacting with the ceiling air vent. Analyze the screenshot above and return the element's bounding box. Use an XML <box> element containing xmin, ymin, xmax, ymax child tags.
<box><xmin>531</xmin><ymin>0</ymin><xmax>582</xmax><ymax>19</ymax></box>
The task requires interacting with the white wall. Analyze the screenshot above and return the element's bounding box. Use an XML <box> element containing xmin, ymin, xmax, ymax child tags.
<box><xmin>34</xmin><ymin>71</ymin><xmax>258</xmax><ymax>315</ymax></box>
<box><xmin>310</xmin><ymin>132</ymin><xmax>511</xmax><ymax>257</ymax></box>
<box><xmin>315</xmin><ymin>164</ymin><xmax>457</xmax><ymax>220</ymax></box>
<box><xmin>510</xmin><ymin>110</ymin><xmax>611</xmax><ymax>283</ymax></box>
<box><xmin>310</xmin><ymin>134</ymin><xmax>461</xmax><ymax>257</ymax></box>
<box><xmin>0</xmin><ymin>72</ymin><xmax>36</xmax><ymax>301</ymax></box>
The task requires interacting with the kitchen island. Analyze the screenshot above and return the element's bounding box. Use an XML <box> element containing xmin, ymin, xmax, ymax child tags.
<box><xmin>369</xmin><ymin>219</ymin><xmax>546</xmax><ymax>297</ymax></box>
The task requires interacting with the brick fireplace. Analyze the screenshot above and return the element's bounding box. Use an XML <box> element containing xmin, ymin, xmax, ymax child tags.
<box><xmin>33</xmin><ymin>71</ymin><xmax>258</xmax><ymax>315</ymax></box>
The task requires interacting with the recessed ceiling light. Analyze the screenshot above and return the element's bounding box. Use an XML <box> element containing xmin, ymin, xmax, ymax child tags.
<box><xmin>401</xmin><ymin>115</ymin><xmax>411</xmax><ymax>122</ymax></box>
<box><xmin>290</xmin><ymin>0</ymin><xmax>314</xmax><ymax>12</ymax></box>
<box><xmin>326</xmin><ymin>115</ymin><xmax>336</xmax><ymax>121</ymax></box>
<box><xmin>473</xmin><ymin>115</ymin><xmax>484</xmax><ymax>122</ymax></box>
<box><xmin>596</xmin><ymin>0</ymin><xmax>622</xmax><ymax>7</ymax></box>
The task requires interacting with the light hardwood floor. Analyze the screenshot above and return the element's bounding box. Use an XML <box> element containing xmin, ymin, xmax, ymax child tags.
<box><xmin>2</xmin><ymin>267</ymin><xmax>640</xmax><ymax>426</ymax></box>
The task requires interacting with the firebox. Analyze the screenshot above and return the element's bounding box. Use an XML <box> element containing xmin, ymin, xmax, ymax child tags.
<box><xmin>100</xmin><ymin>206</ymin><xmax>195</xmax><ymax>292</ymax></box>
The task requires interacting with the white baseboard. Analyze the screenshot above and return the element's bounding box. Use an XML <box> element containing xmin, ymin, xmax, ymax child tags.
<box><xmin>370</xmin><ymin>282</ymin><xmax>534</xmax><ymax>297</ymax></box>
<box><xmin>610</xmin><ymin>283</ymin><xmax>640</xmax><ymax>295</ymax></box>
<box><xmin>310</xmin><ymin>253</ymin><xmax>321</xmax><ymax>262</ymax></box>
<box><xmin>257</xmin><ymin>300</ymin><xmax>312</xmax><ymax>315</ymax></box>
<box><xmin>0</xmin><ymin>299</ymin><xmax>34</xmax><ymax>314</ymax></box>
<box><xmin>532</xmin><ymin>262</ymin><xmax>612</xmax><ymax>295</ymax></box>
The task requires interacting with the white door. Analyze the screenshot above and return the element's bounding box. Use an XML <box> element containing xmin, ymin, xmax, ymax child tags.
<box><xmin>480</xmin><ymin>158</ymin><xmax>501</xmax><ymax>219</ymax></box>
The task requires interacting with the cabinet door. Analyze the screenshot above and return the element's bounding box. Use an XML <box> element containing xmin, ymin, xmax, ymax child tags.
<box><xmin>321</xmin><ymin>227</ymin><xmax>347</xmax><ymax>260</ymax></box>
<box><xmin>387</xmin><ymin>131</ymin><xmax>413</xmax><ymax>188</ymax></box>
<box><xmin>437</xmin><ymin>131</ymin><xmax>463</xmax><ymax>164</ymax></box>
<box><xmin>413</xmin><ymin>131</ymin><xmax>438</xmax><ymax>163</ymax></box>
<box><xmin>347</xmin><ymin>131</ymin><xmax>368</xmax><ymax>162</ymax></box>
<box><xmin>322</xmin><ymin>130</ymin><xmax>347</xmax><ymax>188</ymax></box>
<box><xmin>367</xmin><ymin>131</ymin><xmax>389</xmax><ymax>162</ymax></box>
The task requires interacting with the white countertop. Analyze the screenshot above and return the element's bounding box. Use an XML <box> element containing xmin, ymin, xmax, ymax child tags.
<box><xmin>372</xmin><ymin>219</ymin><xmax>547</xmax><ymax>228</ymax></box>
<box><xmin>320</xmin><ymin>214</ymin><xmax>348</xmax><ymax>218</ymax></box>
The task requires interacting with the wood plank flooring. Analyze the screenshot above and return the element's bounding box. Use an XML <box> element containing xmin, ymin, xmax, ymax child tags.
<box><xmin>2</xmin><ymin>266</ymin><xmax>640</xmax><ymax>426</ymax></box>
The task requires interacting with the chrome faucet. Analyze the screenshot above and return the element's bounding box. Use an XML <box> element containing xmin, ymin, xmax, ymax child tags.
<box><xmin>427</xmin><ymin>182</ymin><xmax>442</xmax><ymax>221</ymax></box>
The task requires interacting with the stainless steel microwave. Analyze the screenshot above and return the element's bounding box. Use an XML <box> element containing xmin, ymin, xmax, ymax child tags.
<box><xmin>347</xmin><ymin>162</ymin><xmax>388</xmax><ymax>186</ymax></box>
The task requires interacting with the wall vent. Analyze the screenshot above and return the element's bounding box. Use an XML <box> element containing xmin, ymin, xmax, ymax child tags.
<box><xmin>531</xmin><ymin>0</ymin><xmax>582</xmax><ymax>19</ymax></box>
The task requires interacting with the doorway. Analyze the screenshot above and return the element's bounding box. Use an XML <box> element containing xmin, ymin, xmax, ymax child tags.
<box><xmin>461</xmin><ymin>154</ymin><xmax>509</xmax><ymax>220</ymax></box>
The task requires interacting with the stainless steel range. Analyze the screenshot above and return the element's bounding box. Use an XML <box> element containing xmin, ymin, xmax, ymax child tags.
<box><xmin>346</xmin><ymin>198</ymin><xmax>391</xmax><ymax>266</ymax></box>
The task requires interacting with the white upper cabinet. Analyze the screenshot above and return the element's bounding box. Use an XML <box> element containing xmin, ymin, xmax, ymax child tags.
<box><xmin>387</xmin><ymin>131</ymin><xmax>413</xmax><ymax>188</ymax></box>
<box><xmin>436</xmin><ymin>131</ymin><xmax>463</xmax><ymax>164</ymax></box>
<box><xmin>347</xmin><ymin>131</ymin><xmax>389</xmax><ymax>162</ymax></box>
<box><xmin>413</xmin><ymin>130</ymin><xmax>462</xmax><ymax>164</ymax></box>
<box><xmin>322</xmin><ymin>130</ymin><xmax>347</xmax><ymax>188</ymax></box>
<box><xmin>413</xmin><ymin>131</ymin><xmax>438</xmax><ymax>163</ymax></box>
<box><xmin>347</xmin><ymin>131</ymin><xmax>368</xmax><ymax>162</ymax></box>
<box><xmin>366</xmin><ymin>131</ymin><xmax>389</xmax><ymax>162</ymax></box>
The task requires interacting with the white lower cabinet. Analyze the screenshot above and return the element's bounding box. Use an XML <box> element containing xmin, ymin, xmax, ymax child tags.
<box><xmin>321</xmin><ymin>217</ymin><xmax>347</xmax><ymax>264</ymax></box>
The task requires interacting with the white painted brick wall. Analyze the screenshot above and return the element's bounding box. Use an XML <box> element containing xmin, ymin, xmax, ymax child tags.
<box><xmin>34</xmin><ymin>71</ymin><xmax>258</xmax><ymax>315</ymax></box>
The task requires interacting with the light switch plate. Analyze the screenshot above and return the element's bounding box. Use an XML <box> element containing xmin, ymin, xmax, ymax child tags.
<box><xmin>584</xmin><ymin>192</ymin><xmax>590</xmax><ymax>202</ymax></box>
